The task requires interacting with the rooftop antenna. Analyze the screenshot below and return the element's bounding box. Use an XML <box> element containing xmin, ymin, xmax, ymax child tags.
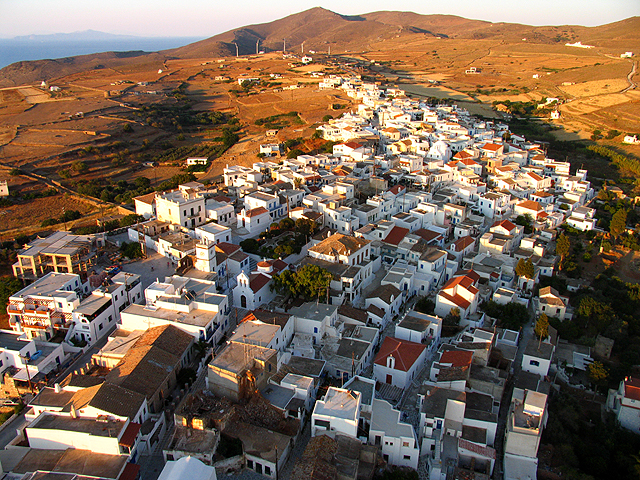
<box><xmin>233</xmin><ymin>42</ymin><xmax>239</xmax><ymax>58</ymax></box>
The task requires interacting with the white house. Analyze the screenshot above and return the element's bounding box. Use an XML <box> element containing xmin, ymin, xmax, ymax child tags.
<box><xmin>607</xmin><ymin>376</ymin><xmax>640</xmax><ymax>434</ymax></box>
<box><xmin>237</xmin><ymin>207</ymin><xmax>271</xmax><ymax>236</ymax></box>
<box><xmin>521</xmin><ymin>338</ymin><xmax>554</xmax><ymax>377</ymax></box>
<box><xmin>435</xmin><ymin>273</ymin><xmax>480</xmax><ymax>321</ymax></box>
<box><xmin>233</xmin><ymin>259</ymin><xmax>288</xmax><ymax>311</ymax></box>
<box><xmin>364</xmin><ymin>284</ymin><xmax>403</xmax><ymax>328</ymax></box>
<box><xmin>120</xmin><ymin>275</ymin><xmax>229</xmax><ymax>345</ymax></box>
<box><xmin>395</xmin><ymin>312</ymin><xmax>442</xmax><ymax>346</ymax></box>
<box><xmin>373</xmin><ymin>336</ymin><xmax>428</xmax><ymax>389</ymax></box>
<box><xmin>538</xmin><ymin>286</ymin><xmax>569</xmax><ymax>320</ymax></box>
<box><xmin>369</xmin><ymin>399</ymin><xmax>419</xmax><ymax>469</ymax></box>
<box><xmin>311</xmin><ymin>387</ymin><xmax>361</xmax><ymax>438</ymax></box>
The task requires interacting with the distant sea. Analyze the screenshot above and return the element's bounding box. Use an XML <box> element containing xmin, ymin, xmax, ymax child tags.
<box><xmin>0</xmin><ymin>37</ymin><xmax>205</xmax><ymax>70</ymax></box>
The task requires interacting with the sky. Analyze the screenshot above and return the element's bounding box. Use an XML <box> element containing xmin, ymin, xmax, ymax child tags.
<box><xmin>1</xmin><ymin>0</ymin><xmax>638</xmax><ymax>38</ymax></box>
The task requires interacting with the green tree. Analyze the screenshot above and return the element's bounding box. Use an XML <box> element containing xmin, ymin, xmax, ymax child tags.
<box><xmin>271</xmin><ymin>269</ymin><xmax>299</xmax><ymax>296</ymax></box>
<box><xmin>515</xmin><ymin>258</ymin><xmax>526</xmax><ymax>278</ymax></box>
<box><xmin>120</xmin><ymin>242</ymin><xmax>143</xmax><ymax>259</ymax></box>
<box><xmin>72</xmin><ymin>160</ymin><xmax>87</xmax><ymax>173</ymax></box>
<box><xmin>0</xmin><ymin>277</ymin><xmax>24</xmax><ymax>317</ymax></box>
<box><xmin>415</xmin><ymin>296</ymin><xmax>435</xmax><ymax>315</ymax></box>
<box><xmin>287</xmin><ymin>148</ymin><xmax>304</xmax><ymax>159</ymax></box>
<box><xmin>535</xmin><ymin>313</ymin><xmax>549</xmax><ymax>349</ymax></box>
<box><xmin>272</xmin><ymin>265</ymin><xmax>332</xmax><ymax>301</ymax></box>
<box><xmin>444</xmin><ymin>307</ymin><xmax>461</xmax><ymax>326</ymax></box>
<box><xmin>556</xmin><ymin>233</ymin><xmax>570</xmax><ymax>269</ymax></box>
<box><xmin>587</xmin><ymin>361</ymin><xmax>608</xmax><ymax>395</ymax></box>
<box><xmin>535</xmin><ymin>313</ymin><xmax>549</xmax><ymax>340</ymax></box>
<box><xmin>610</xmin><ymin>208</ymin><xmax>628</xmax><ymax>240</ymax></box>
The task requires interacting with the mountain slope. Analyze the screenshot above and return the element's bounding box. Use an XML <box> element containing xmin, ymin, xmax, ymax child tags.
<box><xmin>0</xmin><ymin>8</ymin><xmax>637</xmax><ymax>87</ymax></box>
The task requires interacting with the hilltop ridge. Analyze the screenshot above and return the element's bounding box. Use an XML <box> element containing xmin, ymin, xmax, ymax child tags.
<box><xmin>1</xmin><ymin>8</ymin><xmax>638</xmax><ymax>87</ymax></box>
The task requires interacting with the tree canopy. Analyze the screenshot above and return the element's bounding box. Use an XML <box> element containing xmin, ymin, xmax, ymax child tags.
<box><xmin>272</xmin><ymin>264</ymin><xmax>332</xmax><ymax>301</ymax></box>
<box><xmin>556</xmin><ymin>233</ymin><xmax>570</xmax><ymax>268</ymax></box>
<box><xmin>535</xmin><ymin>313</ymin><xmax>549</xmax><ymax>341</ymax></box>
<box><xmin>610</xmin><ymin>208</ymin><xmax>628</xmax><ymax>240</ymax></box>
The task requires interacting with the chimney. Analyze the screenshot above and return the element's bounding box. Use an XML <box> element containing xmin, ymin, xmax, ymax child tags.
<box><xmin>54</xmin><ymin>383</ymin><xmax>62</xmax><ymax>394</ymax></box>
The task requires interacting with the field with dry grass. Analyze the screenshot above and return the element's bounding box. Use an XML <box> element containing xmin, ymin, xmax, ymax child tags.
<box><xmin>0</xmin><ymin>29</ymin><xmax>638</xmax><ymax>234</ymax></box>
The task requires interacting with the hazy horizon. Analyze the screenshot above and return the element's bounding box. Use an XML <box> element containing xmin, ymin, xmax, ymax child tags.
<box><xmin>1</xmin><ymin>1</ymin><xmax>638</xmax><ymax>39</ymax></box>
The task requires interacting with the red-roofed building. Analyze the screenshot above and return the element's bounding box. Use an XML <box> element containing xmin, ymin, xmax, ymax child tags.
<box><xmin>480</xmin><ymin>143</ymin><xmax>504</xmax><ymax>157</ymax></box>
<box><xmin>233</xmin><ymin>257</ymin><xmax>289</xmax><ymax>311</ymax></box>
<box><xmin>384</xmin><ymin>226</ymin><xmax>410</xmax><ymax>246</ymax></box>
<box><xmin>373</xmin><ymin>336</ymin><xmax>428</xmax><ymax>389</ymax></box>
<box><xmin>237</xmin><ymin>206</ymin><xmax>271</xmax><ymax>236</ymax></box>
<box><xmin>435</xmin><ymin>274</ymin><xmax>480</xmax><ymax>322</ymax></box>
<box><xmin>429</xmin><ymin>348</ymin><xmax>474</xmax><ymax>383</ymax></box>
<box><xmin>514</xmin><ymin>200</ymin><xmax>546</xmax><ymax>220</ymax></box>
<box><xmin>608</xmin><ymin>376</ymin><xmax>640</xmax><ymax>433</ymax></box>
<box><xmin>333</xmin><ymin>141</ymin><xmax>371</xmax><ymax>161</ymax></box>
<box><xmin>448</xmin><ymin>235</ymin><xmax>476</xmax><ymax>261</ymax></box>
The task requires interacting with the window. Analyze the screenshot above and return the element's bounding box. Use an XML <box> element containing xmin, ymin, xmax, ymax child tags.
<box><xmin>314</xmin><ymin>419</ymin><xmax>330</xmax><ymax>429</ymax></box>
<box><xmin>166</xmin><ymin>454</ymin><xmax>174</xmax><ymax>461</ymax></box>
<box><xmin>99</xmin><ymin>323</ymin><xmax>103</xmax><ymax>331</ymax></box>
<box><xmin>403</xmin><ymin>441</ymin><xmax>410</xmax><ymax>447</ymax></box>
<box><xmin>247</xmin><ymin>460</ymin><xmax>253</xmax><ymax>469</ymax></box>
<box><xmin>404</xmin><ymin>455</ymin><xmax>411</xmax><ymax>460</ymax></box>
<box><xmin>265</xmin><ymin>466</ymin><xmax>271</xmax><ymax>475</ymax></box>
<box><xmin>529</xmin><ymin>359</ymin><xmax>540</xmax><ymax>367</ymax></box>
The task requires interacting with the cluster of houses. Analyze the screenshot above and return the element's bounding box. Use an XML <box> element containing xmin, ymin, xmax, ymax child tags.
<box><xmin>0</xmin><ymin>75</ymin><xmax>612</xmax><ymax>480</ymax></box>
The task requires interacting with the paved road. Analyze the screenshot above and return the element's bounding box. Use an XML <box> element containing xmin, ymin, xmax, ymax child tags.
<box><xmin>0</xmin><ymin>411</ymin><xmax>28</xmax><ymax>449</ymax></box>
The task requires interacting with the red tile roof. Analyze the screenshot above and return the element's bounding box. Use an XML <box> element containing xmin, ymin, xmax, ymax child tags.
<box><xmin>442</xmin><ymin>275</ymin><xmax>479</xmax><ymax>295</ymax></box>
<box><xmin>439</xmin><ymin>349</ymin><xmax>473</xmax><ymax>368</ymax></box>
<box><xmin>389</xmin><ymin>185</ymin><xmax>406</xmax><ymax>195</ymax></box>
<box><xmin>342</xmin><ymin>141</ymin><xmax>363</xmax><ymax>149</ymax></box>
<box><xmin>527</xmin><ymin>172</ymin><xmax>544</xmax><ymax>181</ymax></box>
<box><xmin>481</xmin><ymin>143</ymin><xmax>502</xmax><ymax>152</ymax></box>
<box><xmin>120</xmin><ymin>463</ymin><xmax>141</xmax><ymax>480</ymax></box>
<box><xmin>453</xmin><ymin>236</ymin><xmax>475</xmax><ymax>252</ymax></box>
<box><xmin>216</xmin><ymin>242</ymin><xmax>241</xmax><ymax>255</ymax></box>
<box><xmin>492</xmin><ymin>219</ymin><xmax>517</xmax><ymax>232</ymax></box>
<box><xmin>454</xmin><ymin>150</ymin><xmax>473</xmax><ymax>159</ymax></box>
<box><xmin>438</xmin><ymin>292</ymin><xmax>472</xmax><ymax>310</ymax></box>
<box><xmin>384</xmin><ymin>226</ymin><xmax>410</xmax><ymax>246</ymax></box>
<box><xmin>214</xmin><ymin>195</ymin><xmax>232</xmax><ymax>203</ymax></box>
<box><xmin>245</xmin><ymin>206</ymin><xmax>269</xmax><ymax>218</ymax></box>
<box><xmin>118</xmin><ymin>422</ymin><xmax>141</xmax><ymax>448</ymax></box>
<box><xmin>374</xmin><ymin>336</ymin><xmax>427</xmax><ymax>372</ymax></box>
<box><xmin>415</xmin><ymin>228</ymin><xmax>442</xmax><ymax>243</ymax></box>
<box><xmin>249</xmin><ymin>273</ymin><xmax>271</xmax><ymax>293</ymax></box>
<box><xmin>625</xmin><ymin>377</ymin><xmax>640</xmax><ymax>401</ymax></box>
<box><xmin>133</xmin><ymin>192</ymin><xmax>156</xmax><ymax>205</ymax></box>
<box><xmin>517</xmin><ymin>200</ymin><xmax>542</xmax><ymax>212</ymax></box>
<box><xmin>459</xmin><ymin>438</ymin><xmax>496</xmax><ymax>460</ymax></box>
